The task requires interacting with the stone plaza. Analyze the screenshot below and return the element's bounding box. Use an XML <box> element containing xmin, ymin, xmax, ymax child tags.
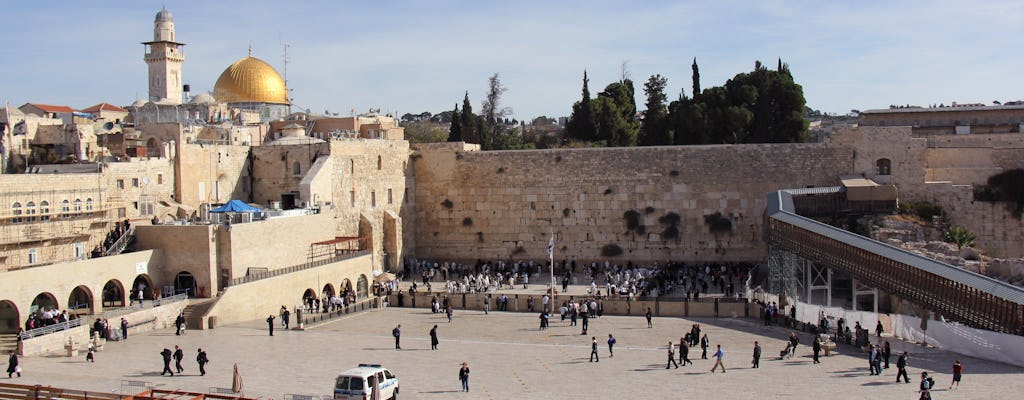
<box><xmin>9</xmin><ymin>287</ymin><xmax>1023</xmax><ymax>400</ymax></box>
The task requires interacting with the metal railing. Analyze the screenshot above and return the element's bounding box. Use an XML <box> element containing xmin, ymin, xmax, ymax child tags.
<box><xmin>226</xmin><ymin>250</ymin><xmax>370</xmax><ymax>287</ymax></box>
<box><xmin>104</xmin><ymin>225</ymin><xmax>135</xmax><ymax>256</ymax></box>
<box><xmin>300</xmin><ymin>297</ymin><xmax>383</xmax><ymax>326</ymax></box>
<box><xmin>18</xmin><ymin>318</ymin><xmax>83</xmax><ymax>340</ymax></box>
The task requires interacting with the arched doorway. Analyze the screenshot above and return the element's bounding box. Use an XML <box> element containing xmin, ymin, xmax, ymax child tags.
<box><xmin>146</xmin><ymin>137</ymin><xmax>160</xmax><ymax>157</ymax></box>
<box><xmin>342</xmin><ymin>279</ymin><xmax>353</xmax><ymax>294</ymax></box>
<box><xmin>31</xmin><ymin>292</ymin><xmax>58</xmax><ymax>314</ymax></box>
<box><xmin>132</xmin><ymin>274</ymin><xmax>154</xmax><ymax>303</ymax></box>
<box><xmin>68</xmin><ymin>285</ymin><xmax>94</xmax><ymax>316</ymax></box>
<box><xmin>322</xmin><ymin>283</ymin><xmax>336</xmax><ymax>299</ymax></box>
<box><xmin>0</xmin><ymin>300</ymin><xmax>19</xmax><ymax>334</ymax></box>
<box><xmin>102</xmin><ymin>279</ymin><xmax>125</xmax><ymax>308</ymax></box>
<box><xmin>356</xmin><ymin>275</ymin><xmax>369</xmax><ymax>299</ymax></box>
<box><xmin>174</xmin><ymin>271</ymin><xmax>197</xmax><ymax>297</ymax></box>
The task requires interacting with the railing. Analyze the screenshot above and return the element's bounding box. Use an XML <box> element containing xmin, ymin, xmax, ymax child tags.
<box><xmin>104</xmin><ymin>225</ymin><xmax>135</xmax><ymax>256</ymax></box>
<box><xmin>226</xmin><ymin>250</ymin><xmax>370</xmax><ymax>287</ymax></box>
<box><xmin>18</xmin><ymin>318</ymin><xmax>83</xmax><ymax>340</ymax></box>
<box><xmin>299</xmin><ymin>296</ymin><xmax>382</xmax><ymax>326</ymax></box>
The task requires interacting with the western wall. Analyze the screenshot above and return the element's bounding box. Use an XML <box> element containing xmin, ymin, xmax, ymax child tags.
<box><xmin>409</xmin><ymin>142</ymin><xmax>855</xmax><ymax>264</ymax></box>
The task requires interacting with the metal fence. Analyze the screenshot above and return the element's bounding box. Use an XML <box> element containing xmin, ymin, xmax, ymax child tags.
<box><xmin>226</xmin><ymin>250</ymin><xmax>370</xmax><ymax>287</ymax></box>
<box><xmin>121</xmin><ymin>380</ymin><xmax>153</xmax><ymax>395</ymax></box>
<box><xmin>18</xmin><ymin>318</ymin><xmax>83</xmax><ymax>340</ymax></box>
<box><xmin>100</xmin><ymin>293</ymin><xmax>188</xmax><ymax>321</ymax></box>
<box><xmin>300</xmin><ymin>297</ymin><xmax>383</xmax><ymax>326</ymax></box>
<box><xmin>104</xmin><ymin>225</ymin><xmax>135</xmax><ymax>256</ymax></box>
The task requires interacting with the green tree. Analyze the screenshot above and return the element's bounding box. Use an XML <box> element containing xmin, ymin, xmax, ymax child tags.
<box><xmin>638</xmin><ymin>74</ymin><xmax>671</xmax><ymax>146</ymax></box>
<box><xmin>598</xmin><ymin>79</ymin><xmax>639</xmax><ymax>146</ymax></box>
<box><xmin>691</xmin><ymin>58</ymin><xmax>701</xmax><ymax>98</ymax></box>
<box><xmin>565</xmin><ymin>70</ymin><xmax>598</xmax><ymax>142</ymax></box>
<box><xmin>404</xmin><ymin>121</ymin><xmax>449</xmax><ymax>143</ymax></box>
<box><xmin>447</xmin><ymin>104</ymin><xmax>462</xmax><ymax>142</ymax></box>
<box><xmin>460</xmin><ymin>92</ymin><xmax>478</xmax><ymax>144</ymax></box>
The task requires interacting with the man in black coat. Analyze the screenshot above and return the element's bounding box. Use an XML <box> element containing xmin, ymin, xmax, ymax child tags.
<box><xmin>173</xmin><ymin>345</ymin><xmax>184</xmax><ymax>373</ymax></box>
<box><xmin>392</xmin><ymin>324</ymin><xmax>401</xmax><ymax>349</ymax></box>
<box><xmin>895</xmin><ymin>351</ymin><xmax>910</xmax><ymax>383</ymax></box>
<box><xmin>266</xmin><ymin>315</ymin><xmax>275</xmax><ymax>336</ymax></box>
<box><xmin>160</xmin><ymin>348</ymin><xmax>174</xmax><ymax>376</ymax></box>
<box><xmin>196</xmin><ymin>348</ymin><xmax>209</xmax><ymax>376</ymax></box>
<box><xmin>752</xmin><ymin>341</ymin><xmax>761</xmax><ymax>368</ymax></box>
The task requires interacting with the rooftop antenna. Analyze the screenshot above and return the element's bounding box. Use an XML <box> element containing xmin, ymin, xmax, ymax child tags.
<box><xmin>248</xmin><ymin>42</ymin><xmax>253</xmax><ymax>57</ymax></box>
<box><xmin>281</xmin><ymin>41</ymin><xmax>292</xmax><ymax>113</ymax></box>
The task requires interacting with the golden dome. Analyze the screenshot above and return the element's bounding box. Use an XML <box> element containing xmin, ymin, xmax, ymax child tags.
<box><xmin>213</xmin><ymin>56</ymin><xmax>288</xmax><ymax>105</ymax></box>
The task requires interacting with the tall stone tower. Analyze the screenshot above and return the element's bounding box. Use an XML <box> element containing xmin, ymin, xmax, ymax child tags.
<box><xmin>143</xmin><ymin>7</ymin><xmax>185</xmax><ymax>104</ymax></box>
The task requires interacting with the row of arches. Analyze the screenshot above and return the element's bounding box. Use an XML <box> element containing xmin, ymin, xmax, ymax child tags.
<box><xmin>300</xmin><ymin>274</ymin><xmax>370</xmax><ymax>304</ymax></box>
<box><xmin>10</xmin><ymin>198</ymin><xmax>94</xmax><ymax>223</ymax></box>
<box><xmin>0</xmin><ymin>274</ymin><xmax>155</xmax><ymax>334</ymax></box>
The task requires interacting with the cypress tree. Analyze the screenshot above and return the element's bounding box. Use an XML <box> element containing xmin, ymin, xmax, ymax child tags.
<box><xmin>566</xmin><ymin>70</ymin><xmax>598</xmax><ymax>142</ymax></box>
<box><xmin>692</xmin><ymin>58</ymin><xmax>701</xmax><ymax>98</ymax></box>
<box><xmin>460</xmin><ymin>92</ymin><xmax>478</xmax><ymax>144</ymax></box>
<box><xmin>448</xmin><ymin>103</ymin><xmax>462</xmax><ymax>142</ymax></box>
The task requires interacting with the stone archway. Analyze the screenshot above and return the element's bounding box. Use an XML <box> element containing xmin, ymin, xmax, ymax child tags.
<box><xmin>356</xmin><ymin>275</ymin><xmax>369</xmax><ymax>299</ymax></box>
<box><xmin>322</xmin><ymin>283</ymin><xmax>336</xmax><ymax>299</ymax></box>
<box><xmin>146</xmin><ymin>137</ymin><xmax>160</xmax><ymax>157</ymax></box>
<box><xmin>0</xmin><ymin>300</ymin><xmax>19</xmax><ymax>334</ymax></box>
<box><xmin>102</xmin><ymin>279</ymin><xmax>125</xmax><ymax>308</ymax></box>
<box><xmin>174</xmin><ymin>271</ymin><xmax>197</xmax><ymax>297</ymax></box>
<box><xmin>132</xmin><ymin>274</ymin><xmax>154</xmax><ymax>303</ymax></box>
<box><xmin>30</xmin><ymin>292</ymin><xmax>58</xmax><ymax>314</ymax></box>
<box><xmin>302</xmin><ymin>288</ymin><xmax>317</xmax><ymax>301</ymax></box>
<box><xmin>342</xmin><ymin>279</ymin><xmax>353</xmax><ymax>294</ymax></box>
<box><xmin>68</xmin><ymin>285</ymin><xmax>94</xmax><ymax>316</ymax></box>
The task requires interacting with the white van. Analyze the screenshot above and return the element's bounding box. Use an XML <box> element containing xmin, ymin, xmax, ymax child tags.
<box><xmin>333</xmin><ymin>364</ymin><xmax>399</xmax><ymax>400</ymax></box>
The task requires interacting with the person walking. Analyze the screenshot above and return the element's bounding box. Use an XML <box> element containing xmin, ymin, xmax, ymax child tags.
<box><xmin>752</xmin><ymin>341</ymin><xmax>761</xmax><ymax>368</ymax></box>
<box><xmin>666</xmin><ymin>341</ymin><xmax>679</xmax><ymax>369</ymax></box>
<box><xmin>590</xmin><ymin>337</ymin><xmax>600</xmax><ymax>362</ymax></box>
<box><xmin>949</xmin><ymin>359</ymin><xmax>963</xmax><ymax>390</ymax></box>
<box><xmin>607</xmin><ymin>334</ymin><xmax>616</xmax><ymax>358</ymax></box>
<box><xmin>160</xmin><ymin>348</ymin><xmax>174</xmax><ymax>376</ymax></box>
<box><xmin>483</xmin><ymin>295</ymin><xmax>490</xmax><ymax>315</ymax></box>
<box><xmin>868</xmin><ymin>344</ymin><xmax>879</xmax><ymax>375</ymax></box>
<box><xmin>86</xmin><ymin>342</ymin><xmax>95</xmax><ymax>363</ymax></box>
<box><xmin>173</xmin><ymin>345</ymin><xmax>184</xmax><ymax>373</ymax></box>
<box><xmin>645</xmin><ymin>308</ymin><xmax>653</xmax><ymax>328</ymax></box>
<box><xmin>196</xmin><ymin>348</ymin><xmax>209</xmax><ymax>376</ymax></box>
<box><xmin>120</xmin><ymin>318</ymin><xmax>129</xmax><ymax>340</ymax></box>
<box><xmin>812</xmin><ymin>337</ymin><xmax>822</xmax><ymax>364</ymax></box>
<box><xmin>282</xmin><ymin>308</ymin><xmax>291</xmax><ymax>329</ymax></box>
<box><xmin>700</xmin><ymin>334</ymin><xmax>710</xmax><ymax>359</ymax></box>
<box><xmin>882</xmin><ymin>340</ymin><xmax>892</xmax><ymax>369</ymax></box>
<box><xmin>680</xmin><ymin>338</ymin><xmax>692</xmax><ymax>366</ymax></box>
<box><xmin>920</xmin><ymin>372</ymin><xmax>935</xmax><ymax>399</ymax></box>
<box><xmin>787</xmin><ymin>332</ymin><xmax>800</xmax><ymax>359</ymax></box>
<box><xmin>445</xmin><ymin>305</ymin><xmax>453</xmax><ymax>323</ymax></box>
<box><xmin>581</xmin><ymin>312</ymin><xmax>589</xmax><ymax>335</ymax></box>
<box><xmin>430</xmin><ymin>325</ymin><xmax>439</xmax><ymax>350</ymax></box>
<box><xmin>392</xmin><ymin>324</ymin><xmax>401</xmax><ymax>349</ymax></box>
<box><xmin>895</xmin><ymin>351</ymin><xmax>910</xmax><ymax>383</ymax></box>
<box><xmin>875</xmin><ymin>320</ymin><xmax>884</xmax><ymax>338</ymax></box>
<box><xmin>175</xmin><ymin>313</ymin><xmax>185</xmax><ymax>336</ymax></box>
<box><xmin>266</xmin><ymin>315</ymin><xmax>275</xmax><ymax>336</ymax></box>
<box><xmin>6</xmin><ymin>351</ymin><xmax>20</xmax><ymax>378</ymax></box>
<box><xmin>710</xmin><ymin>345</ymin><xmax>726</xmax><ymax>373</ymax></box>
<box><xmin>458</xmin><ymin>362</ymin><xmax>470</xmax><ymax>392</ymax></box>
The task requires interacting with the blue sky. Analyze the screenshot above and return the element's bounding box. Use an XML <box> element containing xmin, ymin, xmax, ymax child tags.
<box><xmin>1</xmin><ymin>1</ymin><xmax>1022</xmax><ymax>119</ymax></box>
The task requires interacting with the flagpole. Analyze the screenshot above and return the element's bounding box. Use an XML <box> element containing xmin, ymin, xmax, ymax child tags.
<box><xmin>548</xmin><ymin>227</ymin><xmax>554</xmax><ymax>313</ymax></box>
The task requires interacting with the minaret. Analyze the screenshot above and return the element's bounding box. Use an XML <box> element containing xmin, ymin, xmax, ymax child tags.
<box><xmin>143</xmin><ymin>7</ymin><xmax>185</xmax><ymax>104</ymax></box>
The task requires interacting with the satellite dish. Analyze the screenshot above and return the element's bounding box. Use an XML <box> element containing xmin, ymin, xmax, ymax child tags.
<box><xmin>142</xmin><ymin>177</ymin><xmax>151</xmax><ymax>185</ymax></box>
<box><xmin>103</xmin><ymin>122</ymin><xmax>115</xmax><ymax>130</ymax></box>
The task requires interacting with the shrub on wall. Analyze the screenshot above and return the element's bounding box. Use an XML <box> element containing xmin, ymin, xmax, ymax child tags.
<box><xmin>943</xmin><ymin>226</ymin><xmax>976</xmax><ymax>250</ymax></box>
<box><xmin>704</xmin><ymin>212</ymin><xmax>732</xmax><ymax>234</ymax></box>
<box><xmin>601</xmin><ymin>244</ymin><xmax>623</xmax><ymax>257</ymax></box>
<box><xmin>623</xmin><ymin>210</ymin><xmax>641</xmax><ymax>231</ymax></box>
<box><xmin>974</xmin><ymin>168</ymin><xmax>1024</xmax><ymax>219</ymax></box>
<box><xmin>441</xmin><ymin>199</ymin><xmax>454</xmax><ymax>209</ymax></box>
<box><xmin>462</xmin><ymin>217</ymin><xmax>473</xmax><ymax>226</ymax></box>
<box><xmin>899</xmin><ymin>201</ymin><xmax>943</xmax><ymax>222</ymax></box>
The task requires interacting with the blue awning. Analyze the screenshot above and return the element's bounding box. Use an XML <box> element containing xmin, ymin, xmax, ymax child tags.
<box><xmin>210</xmin><ymin>200</ymin><xmax>261</xmax><ymax>213</ymax></box>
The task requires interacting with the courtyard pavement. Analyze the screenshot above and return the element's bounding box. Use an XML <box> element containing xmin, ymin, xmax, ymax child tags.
<box><xmin>8</xmin><ymin>291</ymin><xmax>1023</xmax><ymax>399</ymax></box>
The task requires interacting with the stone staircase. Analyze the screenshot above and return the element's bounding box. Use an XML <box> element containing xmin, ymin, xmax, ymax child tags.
<box><xmin>0</xmin><ymin>334</ymin><xmax>18</xmax><ymax>354</ymax></box>
<box><xmin>182</xmin><ymin>298</ymin><xmax>218</xmax><ymax>330</ymax></box>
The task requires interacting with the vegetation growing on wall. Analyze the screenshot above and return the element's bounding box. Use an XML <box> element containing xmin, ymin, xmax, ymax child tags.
<box><xmin>623</xmin><ymin>210</ymin><xmax>641</xmax><ymax>231</ymax></box>
<box><xmin>943</xmin><ymin>226</ymin><xmax>976</xmax><ymax>250</ymax></box>
<box><xmin>441</xmin><ymin>199</ymin><xmax>454</xmax><ymax>209</ymax></box>
<box><xmin>601</xmin><ymin>244</ymin><xmax>623</xmax><ymax>257</ymax></box>
<box><xmin>462</xmin><ymin>217</ymin><xmax>473</xmax><ymax>226</ymax></box>
<box><xmin>975</xmin><ymin>168</ymin><xmax>1024</xmax><ymax>219</ymax></box>
<box><xmin>659</xmin><ymin>212</ymin><xmax>681</xmax><ymax>240</ymax></box>
<box><xmin>704</xmin><ymin>212</ymin><xmax>732</xmax><ymax>234</ymax></box>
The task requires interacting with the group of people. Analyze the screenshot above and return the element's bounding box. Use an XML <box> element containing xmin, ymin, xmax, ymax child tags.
<box><xmin>24</xmin><ymin>308</ymin><xmax>72</xmax><ymax>331</ymax></box>
<box><xmin>158</xmin><ymin>345</ymin><xmax>209</xmax><ymax>377</ymax></box>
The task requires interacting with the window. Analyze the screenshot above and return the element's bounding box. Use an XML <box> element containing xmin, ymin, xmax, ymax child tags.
<box><xmin>11</xmin><ymin>202</ymin><xmax>22</xmax><ymax>224</ymax></box>
<box><xmin>61</xmin><ymin>200</ymin><xmax>70</xmax><ymax>218</ymax></box>
<box><xmin>116</xmin><ymin>179</ymin><xmax>124</xmax><ymax>189</ymax></box>
<box><xmin>157</xmin><ymin>174</ymin><xmax>164</xmax><ymax>185</ymax></box>
<box><xmin>350</xmin><ymin>159</ymin><xmax>355</xmax><ymax>174</ymax></box>
<box><xmin>74</xmin><ymin>242</ymin><xmax>85</xmax><ymax>259</ymax></box>
<box><xmin>293</xmin><ymin>161</ymin><xmax>301</xmax><ymax>176</ymax></box>
<box><xmin>86</xmin><ymin>198</ymin><xmax>94</xmax><ymax>211</ymax></box>
<box><xmin>117</xmin><ymin>208</ymin><xmax>126</xmax><ymax>218</ymax></box>
<box><xmin>377</xmin><ymin>155</ymin><xmax>382</xmax><ymax>170</ymax></box>
<box><xmin>387</xmin><ymin>189</ymin><xmax>393</xmax><ymax>205</ymax></box>
<box><xmin>371</xmin><ymin>191</ymin><xmax>376</xmax><ymax>208</ymax></box>
<box><xmin>25</xmin><ymin>202</ymin><xmax>36</xmax><ymax>222</ymax></box>
<box><xmin>40</xmin><ymin>201</ymin><xmax>49</xmax><ymax>221</ymax></box>
<box><xmin>74</xmin><ymin>199</ymin><xmax>82</xmax><ymax>214</ymax></box>
<box><xmin>876</xmin><ymin>159</ymin><xmax>892</xmax><ymax>176</ymax></box>
<box><xmin>28</xmin><ymin>249</ymin><xmax>37</xmax><ymax>265</ymax></box>
<box><xmin>350</xmin><ymin>191</ymin><xmax>355</xmax><ymax>207</ymax></box>
<box><xmin>132</xmin><ymin>178</ymin><xmax>139</xmax><ymax>188</ymax></box>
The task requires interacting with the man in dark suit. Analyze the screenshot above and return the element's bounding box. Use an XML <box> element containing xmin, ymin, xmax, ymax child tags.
<box><xmin>196</xmin><ymin>348</ymin><xmax>209</xmax><ymax>376</ymax></box>
<box><xmin>160</xmin><ymin>348</ymin><xmax>174</xmax><ymax>376</ymax></box>
<box><xmin>266</xmin><ymin>315</ymin><xmax>275</xmax><ymax>336</ymax></box>
<box><xmin>392</xmin><ymin>325</ymin><xmax>401</xmax><ymax>349</ymax></box>
<box><xmin>173</xmin><ymin>346</ymin><xmax>184</xmax><ymax>373</ymax></box>
<box><xmin>752</xmin><ymin>341</ymin><xmax>762</xmax><ymax>368</ymax></box>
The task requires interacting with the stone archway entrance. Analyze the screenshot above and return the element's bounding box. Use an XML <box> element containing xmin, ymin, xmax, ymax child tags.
<box><xmin>68</xmin><ymin>285</ymin><xmax>94</xmax><ymax>316</ymax></box>
<box><xmin>0</xmin><ymin>300</ymin><xmax>19</xmax><ymax>334</ymax></box>
<box><xmin>30</xmin><ymin>292</ymin><xmax>58</xmax><ymax>314</ymax></box>
<box><xmin>322</xmin><ymin>283</ymin><xmax>336</xmax><ymax>299</ymax></box>
<box><xmin>102</xmin><ymin>279</ymin><xmax>125</xmax><ymax>308</ymax></box>
<box><xmin>132</xmin><ymin>274</ymin><xmax>154</xmax><ymax>304</ymax></box>
<box><xmin>174</xmin><ymin>271</ymin><xmax>197</xmax><ymax>297</ymax></box>
<box><xmin>356</xmin><ymin>275</ymin><xmax>369</xmax><ymax>299</ymax></box>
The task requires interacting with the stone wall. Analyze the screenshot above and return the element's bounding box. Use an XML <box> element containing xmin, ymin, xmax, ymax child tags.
<box><xmin>175</xmin><ymin>142</ymin><xmax>251</xmax><ymax>207</ymax></box>
<box><xmin>409</xmin><ymin>142</ymin><xmax>854</xmax><ymax>264</ymax></box>
<box><xmin>925</xmin><ymin>182</ymin><xmax>1024</xmax><ymax>258</ymax></box>
<box><xmin>924</xmin><ymin>133</ymin><xmax>1024</xmax><ymax>185</ymax></box>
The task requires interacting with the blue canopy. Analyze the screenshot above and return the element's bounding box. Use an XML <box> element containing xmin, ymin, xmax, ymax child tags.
<box><xmin>210</xmin><ymin>200</ymin><xmax>261</xmax><ymax>213</ymax></box>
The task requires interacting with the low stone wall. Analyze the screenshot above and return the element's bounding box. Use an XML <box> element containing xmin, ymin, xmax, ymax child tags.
<box><xmin>389</xmin><ymin>291</ymin><xmax>751</xmax><ymax>319</ymax></box>
<box><xmin>21</xmin><ymin>299</ymin><xmax>187</xmax><ymax>357</ymax></box>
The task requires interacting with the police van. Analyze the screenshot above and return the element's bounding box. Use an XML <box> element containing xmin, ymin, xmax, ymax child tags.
<box><xmin>333</xmin><ymin>364</ymin><xmax>399</xmax><ymax>400</ymax></box>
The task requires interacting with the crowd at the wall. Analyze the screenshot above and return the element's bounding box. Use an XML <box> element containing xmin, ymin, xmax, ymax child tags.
<box><xmin>403</xmin><ymin>257</ymin><xmax>752</xmax><ymax>300</ymax></box>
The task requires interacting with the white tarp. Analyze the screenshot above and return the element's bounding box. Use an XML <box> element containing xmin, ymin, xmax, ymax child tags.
<box><xmin>793</xmin><ymin>300</ymin><xmax>879</xmax><ymax>333</ymax></box>
<box><xmin>891</xmin><ymin>314</ymin><xmax>1024</xmax><ymax>367</ymax></box>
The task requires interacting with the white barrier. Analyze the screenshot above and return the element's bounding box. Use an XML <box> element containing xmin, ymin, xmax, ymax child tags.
<box><xmin>891</xmin><ymin>314</ymin><xmax>1024</xmax><ymax>367</ymax></box>
<box><xmin>792</xmin><ymin>300</ymin><xmax>879</xmax><ymax>333</ymax></box>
